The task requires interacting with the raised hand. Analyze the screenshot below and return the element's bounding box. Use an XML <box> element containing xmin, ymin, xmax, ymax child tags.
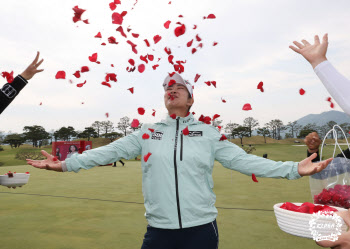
<box><xmin>26</xmin><ymin>150</ymin><xmax>63</xmax><ymax>172</ymax></box>
<box><xmin>20</xmin><ymin>51</ymin><xmax>44</xmax><ymax>80</ymax></box>
<box><xmin>297</xmin><ymin>153</ymin><xmax>332</xmax><ymax>177</ymax></box>
<box><xmin>289</xmin><ymin>34</ymin><xmax>328</xmax><ymax>69</ymax></box>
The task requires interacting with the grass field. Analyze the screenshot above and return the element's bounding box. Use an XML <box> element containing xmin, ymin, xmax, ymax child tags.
<box><xmin>0</xmin><ymin>139</ymin><xmax>349</xmax><ymax>249</ymax></box>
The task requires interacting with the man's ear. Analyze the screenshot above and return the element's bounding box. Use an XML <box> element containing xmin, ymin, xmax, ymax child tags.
<box><xmin>187</xmin><ymin>97</ymin><xmax>194</xmax><ymax>107</ymax></box>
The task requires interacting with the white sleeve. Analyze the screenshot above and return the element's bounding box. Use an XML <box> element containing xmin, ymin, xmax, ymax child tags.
<box><xmin>314</xmin><ymin>60</ymin><xmax>350</xmax><ymax>115</ymax></box>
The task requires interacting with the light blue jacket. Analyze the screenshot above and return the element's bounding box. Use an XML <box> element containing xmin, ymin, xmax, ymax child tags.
<box><xmin>65</xmin><ymin>114</ymin><xmax>302</xmax><ymax>229</ymax></box>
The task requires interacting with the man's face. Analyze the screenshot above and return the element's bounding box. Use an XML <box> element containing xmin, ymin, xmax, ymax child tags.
<box><xmin>164</xmin><ymin>83</ymin><xmax>193</xmax><ymax>112</ymax></box>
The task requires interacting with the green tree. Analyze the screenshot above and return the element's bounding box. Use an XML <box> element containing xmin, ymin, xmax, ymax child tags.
<box><xmin>101</xmin><ymin>121</ymin><xmax>114</xmax><ymax>135</ymax></box>
<box><xmin>78</xmin><ymin>127</ymin><xmax>98</xmax><ymax>141</ymax></box>
<box><xmin>103</xmin><ymin>132</ymin><xmax>123</xmax><ymax>142</ymax></box>
<box><xmin>257</xmin><ymin>127</ymin><xmax>270</xmax><ymax>143</ymax></box>
<box><xmin>23</xmin><ymin>125</ymin><xmax>50</xmax><ymax>148</ymax></box>
<box><xmin>91</xmin><ymin>121</ymin><xmax>103</xmax><ymax>137</ymax></box>
<box><xmin>243</xmin><ymin>117</ymin><xmax>259</xmax><ymax>137</ymax></box>
<box><xmin>232</xmin><ymin>126</ymin><xmax>250</xmax><ymax>144</ymax></box>
<box><xmin>117</xmin><ymin>116</ymin><xmax>130</xmax><ymax>136</ymax></box>
<box><xmin>54</xmin><ymin>126</ymin><xmax>77</xmax><ymax>141</ymax></box>
<box><xmin>3</xmin><ymin>133</ymin><xmax>26</xmax><ymax>148</ymax></box>
<box><xmin>224</xmin><ymin>122</ymin><xmax>239</xmax><ymax>139</ymax></box>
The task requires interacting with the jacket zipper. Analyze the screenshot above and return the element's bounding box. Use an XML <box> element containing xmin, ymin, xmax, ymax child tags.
<box><xmin>173</xmin><ymin>117</ymin><xmax>182</xmax><ymax>228</ymax></box>
<box><xmin>180</xmin><ymin>132</ymin><xmax>183</xmax><ymax>161</ymax></box>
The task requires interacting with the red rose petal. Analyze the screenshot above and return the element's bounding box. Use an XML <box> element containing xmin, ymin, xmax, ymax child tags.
<box><xmin>153</xmin><ymin>35</ymin><xmax>162</xmax><ymax>44</ymax></box>
<box><xmin>170</xmin><ymin>114</ymin><xmax>176</xmax><ymax>119</ymax></box>
<box><xmin>121</xmin><ymin>11</ymin><xmax>127</xmax><ymax>17</ymax></box>
<box><xmin>109</xmin><ymin>2</ymin><xmax>116</xmax><ymax>11</ymax></box>
<box><xmin>55</xmin><ymin>71</ymin><xmax>66</xmax><ymax>79</ymax></box>
<box><xmin>142</xmin><ymin>133</ymin><xmax>150</xmax><ymax>139</ymax></box>
<box><xmin>327</xmin><ymin>97</ymin><xmax>332</xmax><ymax>102</ymax></box>
<box><xmin>204</xmin><ymin>81</ymin><xmax>211</xmax><ymax>86</ymax></box>
<box><xmin>95</xmin><ymin>32</ymin><xmax>102</xmax><ymax>38</ymax></box>
<box><xmin>299</xmin><ymin>88</ymin><xmax>305</xmax><ymax>95</ymax></box>
<box><xmin>1</xmin><ymin>71</ymin><xmax>14</xmax><ymax>83</ymax></box>
<box><xmin>148</xmin><ymin>128</ymin><xmax>155</xmax><ymax>132</ymax></box>
<box><xmin>73</xmin><ymin>71</ymin><xmax>81</xmax><ymax>78</ymax></box>
<box><xmin>197</xmin><ymin>43</ymin><xmax>203</xmax><ymax>48</ymax></box>
<box><xmin>219</xmin><ymin>134</ymin><xmax>227</xmax><ymax>141</ymax></box>
<box><xmin>191</xmin><ymin>48</ymin><xmax>197</xmax><ymax>54</ymax></box>
<box><xmin>152</xmin><ymin>64</ymin><xmax>159</xmax><ymax>70</ymax></box>
<box><xmin>182</xmin><ymin>126</ymin><xmax>189</xmax><ymax>135</ymax></box>
<box><xmin>116</xmin><ymin>26</ymin><xmax>127</xmax><ymax>38</ymax></box>
<box><xmin>105</xmin><ymin>73</ymin><xmax>117</xmax><ymax>82</ymax></box>
<box><xmin>330</xmin><ymin>102</ymin><xmax>335</xmax><ymax>108</ymax></box>
<box><xmin>144</xmin><ymin>152</ymin><xmax>152</xmax><ymax>162</ymax></box>
<box><xmin>106</xmin><ymin>112</ymin><xmax>109</xmax><ymax>118</ymax></box>
<box><xmin>132</xmin><ymin>33</ymin><xmax>139</xmax><ymax>38</ymax></box>
<box><xmin>169</xmin><ymin>72</ymin><xmax>176</xmax><ymax>77</ymax></box>
<box><xmin>101</xmin><ymin>82</ymin><xmax>112</xmax><ymax>88</ymax></box>
<box><xmin>138</xmin><ymin>107</ymin><xmax>145</xmax><ymax>115</ymax></box>
<box><xmin>211</xmin><ymin>81</ymin><xmax>216</xmax><ymax>88</ymax></box>
<box><xmin>187</xmin><ymin>39</ymin><xmax>193</xmax><ymax>47</ymax></box>
<box><xmin>196</xmin><ymin>34</ymin><xmax>202</xmax><ymax>42</ymax></box>
<box><xmin>206</xmin><ymin>14</ymin><xmax>216</xmax><ymax>19</ymax></box>
<box><xmin>88</xmin><ymin>53</ymin><xmax>98</xmax><ymax>62</ymax></box>
<box><xmin>242</xmin><ymin>103</ymin><xmax>252</xmax><ymax>111</ymax></box>
<box><xmin>108</xmin><ymin>36</ymin><xmax>118</xmax><ymax>44</ymax></box>
<box><xmin>164</xmin><ymin>47</ymin><xmax>172</xmax><ymax>55</ymax></box>
<box><xmin>252</xmin><ymin>173</ymin><xmax>258</xmax><ymax>182</ymax></box>
<box><xmin>83</xmin><ymin>19</ymin><xmax>89</xmax><ymax>24</ymax></box>
<box><xmin>257</xmin><ymin>81</ymin><xmax>264</xmax><ymax>92</ymax></box>
<box><xmin>138</xmin><ymin>64</ymin><xmax>145</xmax><ymax>73</ymax></box>
<box><xmin>164</xmin><ymin>20</ymin><xmax>171</xmax><ymax>29</ymax></box>
<box><xmin>128</xmin><ymin>59</ymin><xmax>135</xmax><ymax>66</ymax></box>
<box><xmin>168</xmin><ymin>55</ymin><xmax>174</xmax><ymax>64</ymax></box>
<box><xmin>101</xmin><ymin>43</ymin><xmax>106</xmax><ymax>46</ymax></box>
<box><xmin>174</xmin><ymin>24</ymin><xmax>186</xmax><ymax>37</ymax></box>
<box><xmin>147</xmin><ymin>54</ymin><xmax>154</xmax><ymax>61</ymax></box>
<box><xmin>213</xmin><ymin>42</ymin><xmax>218</xmax><ymax>46</ymax></box>
<box><xmin>81</xmin><ymin>66</ymin><xmax>89</xmax><ymax>72</ymax></box>
<box><xmin>144</xmin><ymin>39</ymin><xmax>150</xmax><ymax>47</ymax></box>
<box><xmin>127</xmin><ymin>40</ymin><xmax>138</xmax><ymax>54</ymax></box>
<box><xmin>193</xmin><ymin>25</ymin><xmax>197</xmax><ymax>29</ymax></box>
<box><xmin>131</xmin><ymin>119</ymin><xmax>139</xmax><ymax>128</ymax></box>
<box><xmin>168</xmin><ymin>79</ymin><xmax>176</xmax><ymax>87</ymax></box>
<box><xmin>128</xmin><ymin>87</ymin><xmax>134</xmax><ymax>94</ymax></box>
<box><xmin>39</xmin><ymin>102</ymin><xmax>42</xmax><ymax>105</ymax></box>
<box><xmin>194</xmin><ymin>74</ymin><xmax>201</xmax><ymax>83</ymax></box>
<box><xmin>112</xmin><ymin>12</ymin><xmax>123</xmax><ymax>25</ymax></box>
<box><xmin>72</xmin><ymin>5</ymin><xmax>86</xmax><ymax>23</ymax></box>
<box><xmin>77</xmin><ymin>80</ymin><xmax>87</xmax><ymax>88</ymax></box>
<box><xmin>140</xmin><ymin>55</ymin><xmax>148</xmax><ymax>64</ymax></box>
<box><xmin>221</xmin><ymin>97</ymin><xmax>226</xmax><ymax>103</ymax></box>
<box><xmin>152</xmin><ymin>109</ymin><xmax>156</xmax><ymax>116</ymax></box>
<box><xmin>217</xmin><ymin>126</ymin><xmax>222</xmax><ymax>131</ymax></box>
<box><xmin>213</xmin><ymin>114</ymin><xmax>220</xmax><ymax>120</ymax></box>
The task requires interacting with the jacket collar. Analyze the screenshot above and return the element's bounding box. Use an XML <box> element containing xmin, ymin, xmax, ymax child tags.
<box><xmin>156</xmin><ymin>113</ymin><xmax>200</xmax><ymax>126</ymax></box>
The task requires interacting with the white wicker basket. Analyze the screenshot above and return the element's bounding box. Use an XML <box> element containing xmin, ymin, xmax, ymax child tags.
<box><xmin>0</xmin><ymin>173</ymin><xmax>30</xmax><ymax>188</ymax></box>
<box><xmin>274</xmin><ymin>202</ymin><xmax>348</xmax><ymax>239</ymax></box>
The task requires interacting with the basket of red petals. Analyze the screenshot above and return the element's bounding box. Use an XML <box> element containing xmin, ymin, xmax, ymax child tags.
<box><xmin>0</xmin><ymin>172</ymin><xmax>30</xmax><ymax>188</ymax></box>
<box><xmin>274</xmin><ymin>202</ymin><xmax>348</xmax><ymax>239</ymax></box>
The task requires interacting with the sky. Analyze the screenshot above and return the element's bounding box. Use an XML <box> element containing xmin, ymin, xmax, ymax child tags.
<box><xmin>1</xmin><ymin>0</ymin><xmax>350</xmax><ymax>134</ymax></box>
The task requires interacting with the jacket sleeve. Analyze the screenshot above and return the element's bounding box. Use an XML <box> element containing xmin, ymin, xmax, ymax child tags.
<box><xmin>0</xmin><ymin>75</ymin><xmax>28</xmax><ymax>114</ymax></box>
<box><xmin>314</xmin><ymin>60</ymin><xmax>350</xmax><ymax>115</ymax></box>
<box><xmin>212</xmin><ymin>130</ymin><xmax>302</xmax><ymax>180</ymax></box>
<box><xmin>65</xmin><ymin>130</ymin><xmax>142</xmax><ymax>173</ymax></box>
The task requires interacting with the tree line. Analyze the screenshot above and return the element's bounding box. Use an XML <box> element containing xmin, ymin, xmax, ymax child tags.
<box><xmin>0</xmin><ymin>116</ymin><xmax>141</xmax><ymax>148</ymax></box>
<box><xmin>0</xmin><ymin>116</ymin><xmax>349</xmax><ymax>148</ymax></box>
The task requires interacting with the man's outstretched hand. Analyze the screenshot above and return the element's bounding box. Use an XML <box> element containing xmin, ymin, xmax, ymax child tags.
<box><xmin>26</xmin><ymin>150</ymin><xmax>63</xmax><ymax>172</ymax></box>
<box><xmin>289</xmin><ymin>33</ymin><xmax>329</xmax><ymax>69</ymax></box>
<box><xmin>20</xmin><ymin>51</ymin><xmax>44</xmax><ymax>80</ymax></box>
<box><xmin>298</xmin><ymin>153</ymin><xmax>332</xmax><ymax>176</ymax></box>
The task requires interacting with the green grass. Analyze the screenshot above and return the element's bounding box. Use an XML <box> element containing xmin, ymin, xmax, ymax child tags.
<box><xmin>0</xmin><ymin>141</ymin><xmax>349</xmax><ymax>249</ymax></box>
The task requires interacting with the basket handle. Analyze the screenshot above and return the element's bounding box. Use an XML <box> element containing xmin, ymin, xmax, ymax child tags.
<box><xmin>320</xmin><ymin>125</ymin><xmax>350</xmax><ymax>160</ymax></box>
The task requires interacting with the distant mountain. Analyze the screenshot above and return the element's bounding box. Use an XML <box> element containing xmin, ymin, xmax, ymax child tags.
<box><xmin>295</xmin><ymin>110</ymin><xmax>350</xmax><ymax>127</ymax></box>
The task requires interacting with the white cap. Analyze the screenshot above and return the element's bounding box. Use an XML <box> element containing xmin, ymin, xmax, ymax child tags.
<box><xmin>163</xmin><ymin>73</ymin><xmax>193</xmax><ymax>97</ymax></box>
